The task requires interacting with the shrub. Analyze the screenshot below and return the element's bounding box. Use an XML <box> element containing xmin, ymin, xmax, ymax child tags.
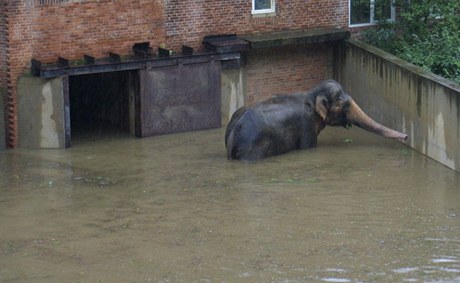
<box><xmin>362</xmin><ymin>0</ymin><xmax>460</xmax><ymax>84</ymax></box>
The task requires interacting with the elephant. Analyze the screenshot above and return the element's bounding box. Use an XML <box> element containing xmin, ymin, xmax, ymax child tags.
<box><xmin>225</xmin><ymin>80</ymin><xmax>407</xmax><ymax>160</ymax></box>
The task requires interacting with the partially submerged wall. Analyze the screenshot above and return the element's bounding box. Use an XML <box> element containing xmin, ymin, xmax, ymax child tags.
<box><xmin>336</xmin><ymin>39</ymin><xmax>460</xmax><ymax>172</ymax></box>
<box><xmin>17</xmin><ymin>75</ymin><xmax>66</xmax><ymax>148</ymax></box>
<box><xmin>221</xmin><ymin>68</ymin><xmax>245</xmax><ymax>125</ymax></box>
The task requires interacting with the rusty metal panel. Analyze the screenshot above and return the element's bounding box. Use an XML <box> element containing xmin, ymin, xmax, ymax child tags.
<box><xmin>137</xmin><ymin>59</ymin><xmax>221</xmax><ymax>137</ymax></box>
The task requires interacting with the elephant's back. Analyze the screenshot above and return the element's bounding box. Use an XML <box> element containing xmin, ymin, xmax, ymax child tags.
<box><xmin>225</xmin><ymin>108</ymin><xmax>264</xmax><ymax>160</ymax></box>
<box><xmin>225</xmin><ymin>94</ymin><xmax>306</xmax><ymax>160</ymax></box>
<box><xmin>225</xmin><ymin>107</ymin><xmax>246</xmax><ymax>145</ymax></box>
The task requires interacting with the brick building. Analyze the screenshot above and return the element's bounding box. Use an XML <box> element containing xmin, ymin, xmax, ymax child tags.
<box><xmin>0</xmin><ymin>0</ymin><xmax>369</xmax><ymax>148</ymax></box>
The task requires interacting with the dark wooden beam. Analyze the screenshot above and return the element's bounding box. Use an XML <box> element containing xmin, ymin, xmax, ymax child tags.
<box><xmin>182</xmin><ymin>45</ymin><xmax>194</xmax><ymax>56</ymax></box>
<box><xmin>108</xmin><ymin>52</ymin><xmax>121</xmax><ymax>62</ymax></box>
<box><xmin>31</xmin><ymin>59</ymin><xmax>42</xmax><ymax>76</ymax></box>
<box><xmin>133</xmin><ymin>42</ymin><xmax>152</xmax><ymax>58</ymax></box>
<box><xmin>239</xmin><ymin>27</ymin><xmax>350</xmax><ymax>49</ymax></box>
<box><xmin>58</xmin><ymin>57</ymin><xmax>69</xmax><ymax>67</ymax></box>
<box><xmin>35</xmin><ymin>53</ymin><xmax>240</xmax><ymax>78</ymax></box>
<box><xmin>84</xmin><ymin>54</ymin><xmax>95</xmax><ymax>65</ymax></box>
<box><xmin>158</xmin><ymin>47</ymin><xmax>171</xmax><ymax>58</ymax></box>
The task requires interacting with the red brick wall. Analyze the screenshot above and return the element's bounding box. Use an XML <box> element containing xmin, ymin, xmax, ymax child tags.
<box><xmin>5</xmin><ymin>0</ymin><xmax>349</xmax><ymax>88</ymax></box>
<box><xmin>4</xmin><ymin>0</ymin><xmax>166</xmax><ymax>146</ymax></box>
<box><xmin>22</xmin><ymin>1</ymin><xmax>165</xmax><ymax>63</ymax></box>
<box><xmin>0</xmin><ymin>1</ymin><xmax>17</xmax><ymax>146</ymax></box>
<box><xmin>0</xmin><ymin>2</ymin><xmax>6</xmax><ymax>87</ymax></box>
<box><xmin>0</xmin><ymin>1</ymin><xmax>6</xmax><ymax>146</ymax></box>
<box><xmin>9</xmin><ymin>0</ymin><xmax>349</xmax><ymax>64</ymax></box>
<box><xmin>2</xmin><ymin>0</ymin><xmax>349</xmax><ymax>146</ymax></box>
<box><xmin>165</xmin><ymin>0</ymin><xmax>349</xmax><ymax>50</ymax></box>
<box><xmin>245</xmin><ymin>45</ymin><xmax>330</xmax><ymax>104</ymax></box>
<box><xmin>6</xmin><ymin>0</ymin><xmax>165</xmax><ymax>95</ymax></box>
<box><xmin>163</xmin><ymin>0</ymin><xmax>347</xmax><ymax>102</ymax></box>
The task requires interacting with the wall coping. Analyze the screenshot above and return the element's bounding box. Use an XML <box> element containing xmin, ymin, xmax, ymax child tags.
<box><xmin>339</xmin><ymin>39</ymin><xmax>460</xmax><ymax>172</ymax></box>
<box><xmin>345</xmin><ymin>39</ymin><xmax>460</xmax><ymax>92</ymax></box>
<box><xmin>240</xmin><ymin>27</ymin><xmax>350</xmax><ymax>49</ymax></box>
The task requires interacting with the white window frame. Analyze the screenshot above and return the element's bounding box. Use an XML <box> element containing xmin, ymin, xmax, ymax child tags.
<box><xmin>349</xmin><ymin>0</ymin><xmax>396</xmax><ymax>27</ymax></box>
<box><xmin>252</xmin><ymin>0</ymin><xmax>276</xmax><ymax>15</ymax></box>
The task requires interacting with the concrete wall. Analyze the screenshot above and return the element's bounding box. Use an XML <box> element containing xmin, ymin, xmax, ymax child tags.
<box><xmin>221</xmin><ymin>68</ymin><xmax>246</xmax><ymax>125</ymax></box>
<box><xmin>17</xmin><ymin>75</ymin><xmax>66</xmax><ymax>148</ymax></box>
<box><xmin>15</xmin><ymin>66</ymin><xmax>242</xmax><ymax>148</ymax></box>
<box><xmin>336</xmin><ymin>39</ymin><xmax>460</xmax><ymax>173</ymax></box>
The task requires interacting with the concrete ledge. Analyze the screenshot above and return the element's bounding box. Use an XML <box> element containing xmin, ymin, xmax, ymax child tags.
<box><xmin>240</xmin><ymin>27</ymin><xmax>350</xmax><ymax>49</ymax></box>
<box><xmin>336</xmin><ymin>39</ymin><xmax>460</xmax><ymax>172</ymax></box>
<box><xmin>346</xmin><ymin>39</ymin><xmax>460</xmax><ymax>91</ymax></box>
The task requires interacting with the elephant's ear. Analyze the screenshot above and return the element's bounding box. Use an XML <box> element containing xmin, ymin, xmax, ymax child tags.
<box><xmin>315</xmin><ymin>95</ymin><xmax>328</xmax><ymax>121</ymax></box>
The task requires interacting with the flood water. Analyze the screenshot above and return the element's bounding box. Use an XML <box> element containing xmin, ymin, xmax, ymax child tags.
<box><xmin>1</xmin><ymin>127</ymin><xmax>459</xmax><ymax>283</ymax></box>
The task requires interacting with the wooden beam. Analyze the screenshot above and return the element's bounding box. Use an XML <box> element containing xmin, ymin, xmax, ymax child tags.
<box><xmin>84</xmin><ymin>54</ymin><xmax>95</xmax><ymax>65</ymax></box>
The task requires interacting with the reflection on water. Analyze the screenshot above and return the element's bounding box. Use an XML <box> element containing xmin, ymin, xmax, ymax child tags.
<box><xmin>0</xmin><ymin>127</ymin><xmax>459</xmax><ymax>282</ymax></box>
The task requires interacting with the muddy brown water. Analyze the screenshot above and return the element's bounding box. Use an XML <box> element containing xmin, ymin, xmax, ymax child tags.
<box><xmin>1</xmin><ymin>127</ymin><xmax>459</xmax><ymax>283</ymax></box>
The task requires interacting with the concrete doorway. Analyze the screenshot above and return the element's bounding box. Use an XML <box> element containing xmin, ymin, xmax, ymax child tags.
<box><xmin>18</xmin><ymin>55</ymin><xmax>229</xmax><ymax>148</ymax></box>
<box><xmin>68</xmin><ymin>71</ymin><xmax>137</xmax><ymax>142</ymax></box>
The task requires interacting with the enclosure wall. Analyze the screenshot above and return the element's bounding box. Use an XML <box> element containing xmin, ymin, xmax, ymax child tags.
<box><xmin>336</xmin><ymin>39</ymin><xmax>460</xmax><ymax>173</ymax></box>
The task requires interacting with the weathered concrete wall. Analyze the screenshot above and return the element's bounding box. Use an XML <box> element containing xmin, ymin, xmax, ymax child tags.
<box><xmin>17</xmin><ymin>75</ymin><xmax>66</xmax><ymax>148</ymax></box>
<box><xmin>336</xmin><ymin>39</ymin><xmax>460</xmax><ymax>172</ymax></box>
<box><xmin>221</xmin><ymin>68</ymin><xmax>246</xmax><ymax>125</ymax></box>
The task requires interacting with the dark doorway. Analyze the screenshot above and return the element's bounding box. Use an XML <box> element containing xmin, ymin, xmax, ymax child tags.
<box><xmin>66</xmin><ymin>58</ymin><xmax>222</xmax><ymax>146</ymax></box>
<box><xmin>68</xmin><ymin>71</ymin><xmax>137</xmax><ymax>142</ymax></box>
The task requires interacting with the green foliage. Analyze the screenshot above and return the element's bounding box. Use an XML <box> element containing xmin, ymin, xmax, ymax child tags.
<box><xmin>362</xmin><ymin>0</ymin><xmax>460</xmax><ymax>84</ymax></box>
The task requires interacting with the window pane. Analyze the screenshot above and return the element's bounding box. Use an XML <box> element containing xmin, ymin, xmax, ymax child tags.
<box><xmin>255</xmin><ymin>0</ymin><xmax>271</xmax><ymax>10</ymax></box>
<box><xmin>350</xmin><ymin>0</ymin><xmax>371</xmax><ymax>25</ymax></box>
<box><xmin>374</xmin><ymin>0</ymin><xmax>392</xmax><ymax>21</ymax></box>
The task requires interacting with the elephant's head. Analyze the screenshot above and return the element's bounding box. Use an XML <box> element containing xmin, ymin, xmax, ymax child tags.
<box><xmin>314</xmin><ymin>80</ymin><xmax>408</xmax><ymax>141</ymax></box>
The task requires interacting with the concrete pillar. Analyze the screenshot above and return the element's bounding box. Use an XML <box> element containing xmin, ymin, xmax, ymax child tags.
<box><xmin>221</xmin><ymin>68</ymin><xmax>246</xmax><ymax>126</ymax></box>
<box><xmin>17</xmin><ymin>75</ymin><xmax>66</xmax><ymax>148</ymax></box>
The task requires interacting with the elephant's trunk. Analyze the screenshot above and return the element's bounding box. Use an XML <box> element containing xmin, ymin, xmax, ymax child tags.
<box><xmin>346</xmin><ymin>100</ymin><xmax>408</xmax><ymax>141</ymax></box>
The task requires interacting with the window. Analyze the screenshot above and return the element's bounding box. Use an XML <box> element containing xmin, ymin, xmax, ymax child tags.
<box><xmin>35</xmin><ymin>0</ymin><xmax>71</xmax><ymax>5</ymax></box>
<box><xmin>350</xmin><ymin>0</ymin><xmax>395</xmax><ymax>26</ymax></box>
<box><xmin>252</xmin><ymin>0</ymin><xmax>275</xmax><ymax>15</ymax></box>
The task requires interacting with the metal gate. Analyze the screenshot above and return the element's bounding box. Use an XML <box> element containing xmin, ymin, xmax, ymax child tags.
<box><xmin>136</xmin><ymin>57</ymin><xmax>221</xmax><ymax>137</ymax></box>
